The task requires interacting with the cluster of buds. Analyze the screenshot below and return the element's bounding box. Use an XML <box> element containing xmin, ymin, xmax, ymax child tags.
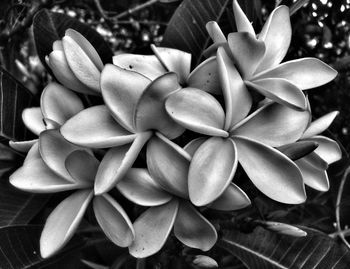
<box><xmin>9</xmin><ymin>0</ymin><xmax>341</xmax><ymax>259</ymax></box>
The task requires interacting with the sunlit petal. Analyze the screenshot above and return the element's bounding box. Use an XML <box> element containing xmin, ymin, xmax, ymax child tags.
<box><xmin>304</xmin><ymin>136</ymin><xmax>342</xmax><ymax>164</ymax></box>
<box><xmin>40</xmin><ymin>190</ymin><xmax>93</xmax><ymax>258</ymax></box>
<box><xmin>61</xmin><ymin>106</ymin><xmax>136</xmax><ymax>148</ymax></box>
<box><xmin>206</xmin><ymin>21</ymin><xmax>227</xmax><ymax>43</ymax></box>
<box><xmin>22</xmin><ymin>107</ymin><xmax>45</xmax><ymax>136</ymax></box>
<box><xmin>301</xmin><ymin>111</ymin><xmax>339</xmax><ymax>139</ymax></box>
<box><xmin>129</xmin><ymin>199</ymin><xmax>179</xmax><ymax>258</ymax></box>
<box><xmin>93</xmin><ymin>194</ymin><xmax>135</xmax><ymax>247</ymax></box>
<box><xmin>94</xmin><ymin>132</ymin><xmax>152</xmax><ymax>195</ymax></box>
<box><xmin>117</xmin><ymin>168</ymin><xmax>173</xmax><ymax>206</ymax></box>
<box><xmin>189</xmin><ymin>137</ymin><xmax>237</xmax><ymax>206</ymax></box>
<box><xmin>234</xmin><ymin>136</ymin><xmax>306</xmax><ymax>204</ymax></box>
<box><xmin>65</xmin><ymin>150</ymin><xmax>99</xmax><ymax>183</ymax></box>
<box><xmin>253</xmin><ymin>58</ymin><xmax>338</xmax><ymax>90</ymax></box>
<box><xmin>296</xmin><ymin>158</ymin><xmax>329</xmax><ymax>191</ymax></box>
<box><xmin>101</xmin><ymin>64</ymin><xmax>151</xmax><ymax>132</ymax></box>
<box><xmin>174</xmin><ymin>201</ymin><xmax>217</xmax><ymax>251</ymax></box>
<box><xmin>165</xmin><ymin>88</ymin><xmax>228</xmax><ymax>137</ymax></box>
<box><xmin>9</xmin><ymin>139</ymin><xmax>37</xmax><ymax>153</ymax></box>
<box><xmin>232</xmin><ymin>0</ymin><xmax>255</xmax><ymax>36</ymax></box>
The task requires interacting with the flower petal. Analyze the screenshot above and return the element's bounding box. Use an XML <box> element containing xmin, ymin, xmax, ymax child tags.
<box><xmin>184</xmin><ymin>137</ymin><xmax>207</xmax><ymax>156</ymax></box>
<box><xmin>22</xmin><ymin>107</ymin><xmax>45</xmax><ymax>136</ymax></box>
<box><xmin>253</xmin><ymin>58</ymin><xmax>338</xmax><ymax>90</ymax></box>
<box><xmin>174</xmin><ymin>201</ymin><xmax>217</xmax><ymax>251</ymax></box>
<box><xmin>305</xmin><ymin>136</ymin><xmax>342</xmax><ymax>164</ymax></box>
<box><xmin>206</xmin><ymin>21</ymin><xmax>227</xmax><ymax>43</ymax></box>
<box><xmin>234</xmin><ymin>136</ymin><xmax>306</xmax><ymax>204</ymax></box>
<box><xmin>40</xmin><ymin>190</ymin><xmax>93</xmax><ymax>258</ymax></box>
<box><xmin>209</xmin><ymin>183</ymin><xmax>251</xmax><ymax>211</ymax></box>
<box><xmin>232</xmin><ymin>0</ymin><xmax>256</xmax><ymax>36</ymax></box>
<box><xmin>151</xmin><ymin>45</ymin><xmax>191</xmax><ymax>85</ymax></box>
<box><xmin>39</xmin><ymin>129</ymin><xmax>84</xmax><ymax>182</ymax></box>
<box><xmin>256</xmin><ymin>6</ymin><xmax>291</xmax><ymax>72</ymax></box>
<box><xmin>117</xmin><ymin>168</ymin><xmax>173</xmax><ymax>206</ymax></box>
<box><xmin>93</xmin><ymin>194</ymin><xmax>135</xmax><ymax>247</ymax></box>
<box><xmin>147</xmin><ymin>134</ymin><xmax>190</xmax><ymax>198</ymax></box>
<box><xmin>62</xmin><ymin>34</ymin><xmax>101</xmax><ymax>92</ymax></box>
<box><xmin>227</xmin><ymin>32</ymin><xmax>265</xmax><ymax>79</ymax></box>
<box><xmin>263</xmin><ymin>221</ymin><xmax>307</xmax><ymax>237</ymax></box>
<box><xmin>189</xmin><ymin>137</ymin><xmax>238</xmax><ymax>206</ymax></box>
<box><xmin>9</xmin><ymin>139</ymin><xmax>37</xmax><ymax>153</ymax></box>
<box><xmin>61</xmin><ymin>105</ymin><xmax>136</xmax><ymax>148</ymax></box>
<box><xmin>133</xmin><ymin>72</ymin><xmax>184</xmax><ymax>138</ymax></box>
<box><xmin>278</xmin><ymin>141</ymin><xmax>319</xmax><ymax>161</ymax></box>
<box><xmin>101</xmin><ymin>64</ymin><xmax>151</xmax><ymax>132</ymax></box>
<box><xmin>65</xmin><ymin>150</ymin><xmax>99</xmax><ymax>183</ymax></box>
<box><xmin>187</xmin><ymin>56</ymin><xmax>221</xmax><ymax>94</ymax></box>
<box><xmin>112</xmin><ymin>54</ymin><xmax>166</xmax><ymax>80</ymax></box>
<box><xmin>217</xmin><ymin>47</ymin><xmax>252</xmax><ymax>128</ymax></box>
<box><xmin>40</xmin><ymin>82</ymin><xmax>84</xmax><ymax>126</ymax></box>
<box><xmin>48</xmin><ymin>50</ymin><xmax>97</xmax><ymax>95</ymax></box>
<box><xmin>94</xmin><ymin>132</ymin><xmax>152</xmax><ymax>195</ymax></box>
<box><xmin>232</xmin><ymin>103</ymin><xmax>310</xmax><ymax>147</ymax></box>
<box><xmin>10</xmin><ymin>143</ymin><xmax>80</xmax><ymax>193</ymax></box>
<box><xmin>302</xmin><ymin>111</ymin><xmax>339</xmax><ymax>139</ymax></box>
<box><xmin>245</xmin><ymin>78</ymin><xmax>306</xmax><ymax>110</ymax></box>
<box><xmin>165</xmin><ymin>88</ymin><xmax>228</xmax><ymax>137</ymax></box>
<box><xmin>296</xmin><ymin>157</ymin><xmax>329</xmax><ymax>191</ymax></box>
<box><xmin>129</xmin><ymin>199</ymin><xmax>179</xmax><ymax>258</ymax></box>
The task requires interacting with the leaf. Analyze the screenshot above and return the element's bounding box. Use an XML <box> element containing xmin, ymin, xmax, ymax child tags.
<box><xmin>219</xmin><ymin>226</ymin><xmax>350</xmax><ymax>269</ymax></box>
<box><xmin>33</xmin><ymin>9</ymin><xmax>113</xmax><ymax>73</ymax></box>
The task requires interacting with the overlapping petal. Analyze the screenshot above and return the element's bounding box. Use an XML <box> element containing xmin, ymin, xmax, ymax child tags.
<box><xmin>278</xmin><ymin>141</ymin><xmax>319</xmax><ymax>161</ymax></box>
<box><xmin>22</xmin><ymin>107</ymin><xmax>45</xmax><ymax>136</ymax></box>
<box><xmin>232</xmin><ymin>0</ymin><xmax>255</xmax><ymax>36</ymax></box>
<box><xmin>65</xmin><ymin>150</ymin><xmax>99</xmax><ymax>183</ymax></box>
<box><xmin>301</xmin><ymin>111</ymin><xmax>339</xmax><ymax>139</ymax></box>
<box><xmin>305</xmin><ymin>136</ymin><xmax>342</xmax><ymax>164</ymax></box>
<box><xmin>296</xmin><ymin>157</ymin><xmax>329</xmax><ymax>191</ymax></box>
<box><xmin>9</xmin><ymin>139</ymin><xmax>37</xmax><ymax>153</ymax></box>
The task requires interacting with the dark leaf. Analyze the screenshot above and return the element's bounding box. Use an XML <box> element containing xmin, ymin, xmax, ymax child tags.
<box><xmin>33</xmin><ymin>9</ymin><xmax>113</xmax><ymax>73</ymax></box>
<box><xmin>219</xmin><ymin>226</ymin><xmax>350</xmax><ymax>269</ymax></box>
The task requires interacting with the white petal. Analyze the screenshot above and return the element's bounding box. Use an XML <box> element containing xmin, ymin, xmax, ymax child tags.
<box><xmin>22</xmin><ymin>107</ymin><xmax>45</xmax><ymax>136</ymax></box>
<box><xmin>40</xmin><ymin>190</ymin><xmax>93</xmax><ymax>258</ymax></box>
<box><xmin>61</xmin><ymin>106</ymin><xmax>136</xmax><ymax>148</ymax></box>
<box><xmin>302</xmin><ymin>111</ymin><xmax>339</xmax><ymax>139</ymax></box>
<box><xmin>9</xmin><ymin>139</ymin><xmax>37</xmax><ymax>152</ymax></box>
<box><xmin>184</xmin><ymin>137</ymin><xmax>207</xmax><ymax>156</ymax></box>
<box><xmin>129</xmin><ymin>199</ymin><xmax>179</xmax><ymax>258</ymax></box>
<box><xmin>93</xmin><ymin>194</ymin><xmax>134</xmax><ymax>247</ymax></box>
<box><xmin>232</xmin><ymin>0</ymin><xmax>256</xmax><ymax>36</ymax></box>
<box><xmin>65</xmin><ymin>150</ymin><xmax>99</xmax><ymax>183</ymax></box>
<box><xmin>206</xmin><ymin>21</ymin><xmax>227</xmax><ymax>43</ymax></box>
<box><xmin>296</xmin><ymin>157</ymin><xmax>329</xmax><ymax>191</ymax></box>
<box><xmin>305</xmin><ymin>136</ymin><xmax>342</xmax><ymax>164</ymax></box>
<box><xmin>174</xmin><ymin>201</ymin><xmax>217</xmax><ymax>251</ymax></box>
<box><xmin>234</xmin><ymin>136</ymin><xmax>306</xmax><ymax>204</ymax></box>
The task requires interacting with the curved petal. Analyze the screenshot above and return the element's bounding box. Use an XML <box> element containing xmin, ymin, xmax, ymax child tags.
<box><xmin>227</xmin><ymin>32</ymin><xmax>265</xmax><ymax>79</ymax></box>
<box><xmin>39</xmin><ymin>129</ymin><xmax>84</xmax><ymax>182</ymax></box>
<box><xmin>209</xmin><ymin>183</ymin><xmax>251</xmax><ymax>211</ymax></box>
<box><xmin>206</xmin><ymin>21</ymin><xmax>227</xmax><ymax>43</ymax></box>
<box><xmin>174</xmin><ymin>201</ymin><xmax>217</xmax><ymax>251</ymax></box>
<box><xmin>9</xmin><ymin>143</ymin><xmax>82</xmax><ymax>193</ymax></box>
<box><xmin>278</xmin><ymin>141</ymin><xmax>319</xmax><ymax>161</ymax></box>
<box><xmin>22</xmin><ymin>107</ymin><xmax>45</xmax><ymax>136</ymax></box>
<box><xmin>53</xmin><ymin>40</ymin><xmax>63</xmax><ymax>51</ymax></box>
<box><xmin>133</xmin><ymin>72</ymin><xmax>184</xmax><ymax>138</ymax></box>
<box><xmin>234</xmin><ymin>136</ymin><xmax>306</xmax><ymax>204</ymax></box>
<box><xmin>305</xmin><ymin>136</ymin><xmax>342</xmax><ymax>164</ymax></box>
<box><xmin>245</xmin><ymin>78</ymin><xmax>306</xmax><ymax>111</ymax></box>
<box><xmin>189</xmin><ymin>137</ymin><xmax>238</xmax><ymax>206</ymax></box>
<box><xmin>296</xmin><ymin>158</ymin><xmax>329</xmax><ymax>191</ymax></box>
<box><xmin>61</xmin><ymin>106</ymin><xmax>136</xmax><ymax>148</ymax></box>
<box><xmin>9</xmin><ymin>139</ymin><xmax>37</xmax><ymax>153</ymax></box>
<box><xmin>129</xmin><ymin>199</ymin><xmax>179</xmax><ymax>258</ymax></box>
<box><xmin>302</xmin><ymin>111</ymin><xmax>339</xmax><ymax>139</ymax></box>
<box><xmin>151</xmin><ymin>45</ymin><xmax>191</xmax><ymax>85</ymax></box>
<box><xmin>165</xmin><ymin>88</ymin><xmax>228</xmax><ymax>137</ymax></box>
<box><xmin>40</xmin><ymin>190</ymin><xmax>93</xmax><ymax>258</ymax></box>
<box><xmin>93</xmin><ymin>194</ymin><xmax>135</xmax><ymax>247</ymax></box>
<box><xmin>184</xmin><ymin>137</ymin><xmax>207</xmax><ymax>156</ymax></box>
<box><xmin>256</xmin><ymin>6</ymin><xmax>291</xmax><ymax>72</ymax></box>
<box><xmin>101</xmin><ymin>64</ymin><xmax>151</xmax><ymax>132</ymax></box>
<box><xmin>112</xmin><ymin>54</ymin><xmax>166</xmax><ymax>80</ymax></box>
<box><xmin>252</xmin><ymin>58</ymin><xmax>338</xmax><ymax>90</ymax></box>
<box><xmin>65</xmin><ymin>150</ymin><xmax>99</xmax><ymax>183</ymax></box>
<box><xmin>147</xmin><ymin>134</ymin><xmax>190</xmax><ymax>198</ymax></box>
<box><xmin>232</xmin><ymin>0</ymin><xmax>256</xmax><ymax>36</ymax></box>
<box><xmin>48</xmin><ymin>51</ymin><xmax>97</xmax><ymax>95</ymax></box>
<box><xmin>187</xmin><ymin>56</ymin><xmax>221</xmax><ymax>94</ymax></box>
<box><xmin>232</xmin><ymin>103</ymin><xmax>310</xmax><ymax>147</ymax></box>
<box><xmin>94</xmin><ymin>131</ymin><xmax>152</xmax><ymax>195</ymax></box>
<box><xmin>41</xmin><ymin>82</ymin><xmax>84</xmax><ymax>126</ymax></box>
<box><xmin>217</xmin><ymin>47</ymin><xmax>252</xmax><ymax>129</ymax></box>
<box><xmin>62</xmin><ymin>35</ymin><xmax>101</xmax><ymax>92</ymax></box>
<box><xmin>117</xmin><ymin>168</ymin><xmax>173</xmax><ymax>206</ymax></box>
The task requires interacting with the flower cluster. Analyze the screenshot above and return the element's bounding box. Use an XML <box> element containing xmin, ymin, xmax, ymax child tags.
<box><xmin>9</xmin><ymin>0</ymin><xmax>341</xmax><ymax>259</ymax></box>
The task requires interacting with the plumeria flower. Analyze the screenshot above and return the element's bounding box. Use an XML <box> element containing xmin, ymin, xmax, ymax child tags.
<box><xmin>205</xmin><ymin>0</ymin><xmax>337</xmax><ymax>110</ymax></box>
<box><xmin>113</xmin><ymin>44</ymin><xmax>221</xmax><ymax>94</ymax></box>
<box><xmin>46</xmin><ymin>29</ymin><xmax>103</xmax><ymax>95</ymax></box>
<box><xmin>10</xmin><ymin>140</ymin><xmax>134</xmax><ymax>258</ymax></box>
<box><xmin>116</xmin><ymin>133</ymin><xmax>250</xmax><ymax>258</ymax></box>
<box><xmin>61</xmin><ymin>64</ymin><xmax>186</xmax><ymax>194</ymax></box>
<box><xmin>165</xmin><ymin>48</ymin><xmax>310</xmax><ymax>205</ymax></box>
<box><xmin>9</xmin><ymin>82</ymin><xmax>84</xmax><ymax>152</ymax></box>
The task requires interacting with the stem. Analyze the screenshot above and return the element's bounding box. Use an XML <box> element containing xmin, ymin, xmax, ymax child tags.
<box><xmin>136</xmin><ymin>258</ymin><xmax>146</xmax><ymax>269</ymax></box>
<box><xmin>114</xmin><ymin>0</ymin><xmax>158</xmax><ymax>20</ymax></box>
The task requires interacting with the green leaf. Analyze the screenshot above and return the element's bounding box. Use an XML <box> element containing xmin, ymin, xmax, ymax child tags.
<box><xmin>219</xmin><ymin>226</ymin><xmax>350</xmax><ymax>269</ymax></box>
<box><xmin>33</xmin><ymin>9</ymin><xmax>113</xmax><ymax>74</ymax></box>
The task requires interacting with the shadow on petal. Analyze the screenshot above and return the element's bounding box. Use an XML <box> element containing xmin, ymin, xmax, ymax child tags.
<box><xmin>66</xmin><ymin>150</ymin><xmax>99</xmax><ymax>184</ymax></box>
